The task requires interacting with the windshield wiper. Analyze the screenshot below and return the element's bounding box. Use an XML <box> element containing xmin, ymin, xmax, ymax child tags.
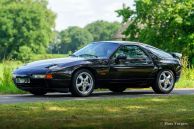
<box><xmin>78</xmin><ymin>54</ymin><xmax>98</xmax><ymax>58</ymax></box>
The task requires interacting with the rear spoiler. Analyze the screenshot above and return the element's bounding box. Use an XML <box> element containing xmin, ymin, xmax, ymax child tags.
<box><xmin>170</xmin><ymin>52</ymin><xmax>182</xmax><ymax>59</ymax></box>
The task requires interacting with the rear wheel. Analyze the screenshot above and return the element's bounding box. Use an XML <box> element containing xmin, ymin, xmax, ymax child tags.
<box><xmin>152</xmin><ymin>70</ymin><xmax>175</xmax><ymax>94</ymax></box>
<box><xmin>70</xmin><ymin>69</ymin><xmax>95</xmax><ymax>97</ymax></box>
<box><xmin>109</xmin><ymin>87</ymin><xmax>126</xmax><ymax>93</ymax></box>
<box><xmin>29</xmin><ymin>90</ymin><xmax>47</xmax><ymax>96</ymax></box>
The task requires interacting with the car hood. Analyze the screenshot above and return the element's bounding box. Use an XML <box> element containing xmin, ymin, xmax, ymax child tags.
<box><xmin>19</xmin><ymin>57</ymin><xmax>85</xmax><ymax>69</ymax></box>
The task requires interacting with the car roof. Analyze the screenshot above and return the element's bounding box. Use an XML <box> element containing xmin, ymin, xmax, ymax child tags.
<box><xmin>94</xmin><ymin>41</ymin><xmax>148</xmax><ymax>46</ymax></box>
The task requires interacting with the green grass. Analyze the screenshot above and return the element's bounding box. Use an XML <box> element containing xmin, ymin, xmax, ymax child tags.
<box><xmin>176</xmin><ymin>79</ymin><xmax>194</xmax><ymax>88</ymax></box>
<box><xmin>0</xmin><ymin>95</ymin><xmax>194</xmax><ymax>129</ymax></box>
<box><xmin>0</xmin><ymin>61</ymin><xmax>25</xmax><ymax>94</ymax></box>
<box><xmin>176</xmin><ymin>65</ymin><xmax>194</xmax><ymax>88</ymax></box>
<box><xmin>0</xmin><ymin>60</ymin><xmax>21</xmax><ymax>78</ymax></box>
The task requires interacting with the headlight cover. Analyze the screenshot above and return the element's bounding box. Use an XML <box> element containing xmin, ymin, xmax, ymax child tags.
<box><xmin>48</xmin><ymin>65</ymin><xmax>64</xmax><ymax>71</ymax></box>
<box><xmin>31</xmin><ymin>74</ymin><xmax>46</xmax><ymax>79</ymax></box>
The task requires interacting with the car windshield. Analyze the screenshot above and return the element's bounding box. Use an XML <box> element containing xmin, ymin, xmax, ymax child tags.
<box><xmin>72</xmin><ymin>42</ymin><xmax>120</xmax><ymax>58</ymax></box>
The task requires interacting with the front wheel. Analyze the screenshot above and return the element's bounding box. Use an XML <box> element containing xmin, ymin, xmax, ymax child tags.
<box><xmin>152</xmin><ymin>70</ymin><xmax>175</xmax><ymax>94</ymax></box>
<box><xmin>70</xmin><ymin>69</ymin><xmax>95</xmax><ymax>97</ymax></box>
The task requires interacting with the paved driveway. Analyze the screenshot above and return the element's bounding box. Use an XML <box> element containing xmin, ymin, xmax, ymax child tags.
<box><xmin>0</xmin><ymin>89</ymin><xmax>193</xmax><ymax>104</ymax></box>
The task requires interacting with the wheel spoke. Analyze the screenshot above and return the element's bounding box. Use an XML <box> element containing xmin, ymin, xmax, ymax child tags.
<box><xmin>159</xmin><ymin>79</ymin><xmax>165</xmax><ymax>83</ymax></box>
<box><xmin>88</xmin><ymin>82</ymin><xmax>92</xmax><ymax>86</ymax></box>
<box><xmin>76</xmin><ymin>83</ymin><xmax>82</xmax><ymax>88</ymax></box>
<box><xmin>84</xmin><ymin>76</ymin><xmax>89</xmax><ymax>82</ymax></box>
<box><xmin>87</xmin><ymin>83</ymin><xmax>91</xmax><ymax>88</ymax></box>
<box><xmin>79</xmin><ymin>75</ymin><xmax>84</xmax><ymax>81</ymax></box>
<box><xmin>163</xmin><ymin>83</ymin><xmax>168</xmax><ymax>89</ymax></box>
<box><xmin>162</xmin><ymin>73</ymin><xmax>166</xmax><ymax>78</ymax></box>
<box><xmin>167</xmin><ymin>75</ymin><xmax>171</xmax><ymax>79</ymax></box>
<box><xmin>82</xmin><ymin>86</ymin><xmax>86</xmax><ymax>92</ymax></box>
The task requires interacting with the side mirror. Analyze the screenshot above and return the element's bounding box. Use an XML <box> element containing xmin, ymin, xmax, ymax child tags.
<box><xmin>116</xmin><ymin>54</ymin><xmax>127</xmax><ymax>61</ymax></box>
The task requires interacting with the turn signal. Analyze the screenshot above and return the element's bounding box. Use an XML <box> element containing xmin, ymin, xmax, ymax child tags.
<box><xmin>45</xmin><ymin>74</ymin><xmax>53</xmax><ymax>79</ymax></box>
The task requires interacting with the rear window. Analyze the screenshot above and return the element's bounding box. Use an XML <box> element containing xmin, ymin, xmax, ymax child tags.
<box><xmin>145</xmin><ymin>46</ymin><xmax>173</xmax><ymax>58</ymax></box>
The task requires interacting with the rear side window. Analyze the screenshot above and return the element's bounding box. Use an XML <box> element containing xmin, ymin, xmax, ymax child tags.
<box><xmin>114</xmin><ymin>45</ymin><xmax>149</xmax><ymax>59</ymax></box>
<box><xmin>146</xmin><ymin>46</ymin><xmax>173</xmax><ymax>58</ymax></box>
<box><xmin>113</xmin><ymin>45</ymin><xmax>150</xmax><ymax>64</ymax></box>
<box><xmin>126</xmin><ymin>46</ymin><xmax>148</xmax><ymax>59</ymax></box>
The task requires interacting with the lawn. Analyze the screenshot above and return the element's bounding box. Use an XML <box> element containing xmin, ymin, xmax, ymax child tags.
<box><xmin>0</xmin><ymin>95</ymin><xmax>194</xmax><ymax>129</ymax></box>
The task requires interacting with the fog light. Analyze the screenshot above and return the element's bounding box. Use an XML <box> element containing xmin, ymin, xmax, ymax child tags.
<box><xmin>45</xmin><ymin>74</ymin><xmax>53</xmax><ymax>79</ymax></box>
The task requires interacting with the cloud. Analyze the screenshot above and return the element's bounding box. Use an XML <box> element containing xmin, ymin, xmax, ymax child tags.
<box><xmin>48</xmin><ymin>0</ymin><xmax>134</xmax><ymax>31</ymax></box>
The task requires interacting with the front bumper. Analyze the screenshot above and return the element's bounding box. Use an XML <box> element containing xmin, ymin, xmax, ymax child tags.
<box><xmin>13</xmin><ymin>77</ymin><xmax>71</xmax><ymax>92</ymax></box>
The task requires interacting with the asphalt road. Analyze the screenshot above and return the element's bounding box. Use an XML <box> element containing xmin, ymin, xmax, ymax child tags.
<box><xmin>0</xmin><ymin>89</ymin><xmax>194</xmax><ymax>104</ymax></box>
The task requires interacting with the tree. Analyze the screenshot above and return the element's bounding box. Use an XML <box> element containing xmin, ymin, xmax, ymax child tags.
<box><xmin>85</xmin><ymin>20</ymin><xmax>120</xmax><ymax>41</ymax></box>
<box><xmin>50</xmin><ymin>21</ymin><xmax>121</xmax><ymax>54</ymax></box>
<box><xmin>17</xmin><ymin>46</ymin><xmax>33</xmax><ymax>62</ymax></box>
<box><xmin>0</xmin><ymin>0</ymin><xmax>56</xmax><ymax>59</ymax></box>
<box><xmin>51</xmin><ymin>27</ymin><xmax>93</xmax><ymax>54</ymax></box>
<box><xmin>117</xmin><ymin>0</ymin><xmax>194</xmax><ymax>63</ymax></box>
<box><xmin>48</xmin><ymin>31</ymin><xmax>62</xmax><ymax>54</ymax></box>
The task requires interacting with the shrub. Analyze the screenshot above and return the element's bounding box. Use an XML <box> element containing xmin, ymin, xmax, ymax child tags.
<box><xmin>30</xmin><ymin>54</ymin><xmax>67</xmax><ymax>61</ymax></box>
<box><xmin>17</xmin><ymin>46</ymin><xmax>34</xmax><ymax>62</ymax></box>
<box><xmin>176</xmin><ymin>57</ymin><xmax>194</xmax><ymax>88</ymax></box>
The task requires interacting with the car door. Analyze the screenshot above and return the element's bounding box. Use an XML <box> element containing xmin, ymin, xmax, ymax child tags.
<box><xmin>109</xmin><ymin>45</ymin><xmax>155</xmax><ymax>83</ymax></box>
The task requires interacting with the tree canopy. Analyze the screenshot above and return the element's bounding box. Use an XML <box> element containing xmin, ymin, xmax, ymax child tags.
<box><xmin>85</xmin><ymin>21</ymin><xmax>120</xmax><ymax>41</ymax></box>
<box><xmin>50</xmin><ymin>21</ymin><xmax>121</xmax><ymax>54</ymax></box>
<box><xmin>51</xmin><ymin>27</ymin><xmax>93</xmax><ymax>54</ymax></box>
<box><xmin>117</xmin><ymin>0</ymin><xmax>194</xmax><ymax>63</ymax></box>
<box><xmin>0</xmin><ymin>0</ymin><xmax>56</xmax><ymax>60</ymax></box>
<box><xmin>0</xmin><ymin>1</ymin><xmax>121</xmax><ymax>60</ymax></box>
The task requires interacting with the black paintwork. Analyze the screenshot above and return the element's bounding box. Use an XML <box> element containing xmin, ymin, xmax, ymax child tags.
<box><xmin>13</xmin><ymin>41</ymin><xmax>182</xmax><ymax>93</ymax></box>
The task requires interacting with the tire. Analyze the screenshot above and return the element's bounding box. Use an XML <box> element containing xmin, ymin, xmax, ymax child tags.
<box><xmin>152</xmin><ymin>70</ymin><xmax>175</xmax><ymax>94</ymax></box>
<box><xmin>29</xmin><ymin>90</ymin><xmax>47</xmax><ymax>96</ymax></box>
<box><xmin>109</xmin><ymin>87</ymin><xmax>126</xmax><ymax>93</ymax></box>
<box><xmin>70</xmin><ymin>69</ymin><xmax>95</xmax><ymax>97</ymax></box>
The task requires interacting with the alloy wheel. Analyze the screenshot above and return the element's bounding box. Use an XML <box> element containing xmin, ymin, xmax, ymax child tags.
<box><xmin>76</xmin><ymin>72</ymin><xmax>94</xmax><ymax>95</ymax></box>
<box><xmin>158</xmin><ymin>71</ymin><xmax>174</xmax><ymax>91</ymax></box>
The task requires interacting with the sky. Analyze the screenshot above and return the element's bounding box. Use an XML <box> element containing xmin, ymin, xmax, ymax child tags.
<box><xmin>48</xmin><ymin>0</ymin><xmax>135</xmax><ymax>31</ymax></box>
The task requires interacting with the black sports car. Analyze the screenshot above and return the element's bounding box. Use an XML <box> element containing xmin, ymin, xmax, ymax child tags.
<box><xmin>13</xmin><ymin>41</ymin><xmax>182</xmax><ymax>97</ymax></box>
